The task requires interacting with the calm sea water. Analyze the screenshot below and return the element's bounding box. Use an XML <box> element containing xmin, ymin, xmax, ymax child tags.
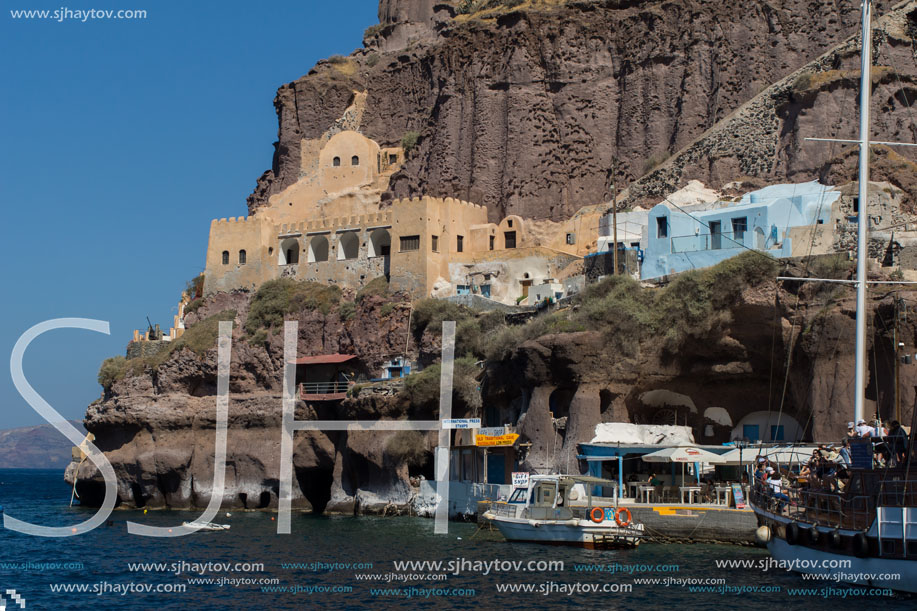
<box><xmin>0</xmin><ymin>469</ymin><xmax>913</xmax><ymax>610</ymax></box>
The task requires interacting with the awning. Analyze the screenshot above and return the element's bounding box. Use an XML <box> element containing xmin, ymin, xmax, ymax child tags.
<box><xmin>718</xmin><ymin>445</ymin><xmax>818</xmax><ymax>466</ymax></box>
<box><xmin>289</xmin><ymin>354</ymin><xmax>356</xmax><ymax>365</ymax></box>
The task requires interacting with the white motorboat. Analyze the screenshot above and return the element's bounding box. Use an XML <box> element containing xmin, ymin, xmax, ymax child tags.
<box><xmin>483</xmin><ymin>475</ymin><xmax>644</xmax><ymax>549</ymax></box>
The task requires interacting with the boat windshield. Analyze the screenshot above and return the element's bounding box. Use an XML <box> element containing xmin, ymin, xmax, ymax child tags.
<box><xmin>508</xmin><ymin>488</ymin><xmax>527</xmax><ymax>504</ymax></box>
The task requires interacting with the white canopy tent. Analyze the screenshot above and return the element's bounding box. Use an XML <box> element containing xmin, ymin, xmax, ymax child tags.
<box><xmin>718</xmin><ymin>445</ymin><xmax>819</xmax><ymax>467</ymax></box>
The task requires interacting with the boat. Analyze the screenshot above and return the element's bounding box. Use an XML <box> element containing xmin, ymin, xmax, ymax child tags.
<box><xmin>482</xmin><ymin>474</ymin><xmax>645</xmax><ymax>549</ymax></box>
<box><xmin>748</xmin><ymin>0</ymin><xmax>917</xmax><ymax>591</ymax></box>
<box><xmin>181</xmin><ymin>521</ymin><xmax>230</xmax><ymax>531</ymax></box>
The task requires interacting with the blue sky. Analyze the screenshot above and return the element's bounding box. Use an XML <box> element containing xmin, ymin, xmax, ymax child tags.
<box><xmin>0</xmin><ymin>1</ymin><xmax>379</xmax><ymax>428</ymax></box>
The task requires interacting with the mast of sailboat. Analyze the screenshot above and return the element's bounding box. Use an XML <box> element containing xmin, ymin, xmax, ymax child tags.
<box><xmin>854</xmin><ymin>0</ymin><xmax>873</xmax><ymax>425</ymax></box>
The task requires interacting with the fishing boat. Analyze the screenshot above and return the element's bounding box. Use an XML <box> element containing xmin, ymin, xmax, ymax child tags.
<box><xmin>483</xmin><ymin>474</ymin><xmax>644</xmax><ymax>549</ymax></box>
<box><xmin>748</xmin><ymin>0</ymin><xmax>917</xmax><ymax>592</ymax></box>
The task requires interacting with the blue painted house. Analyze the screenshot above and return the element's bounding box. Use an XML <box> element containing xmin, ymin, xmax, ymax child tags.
<box><xmin>641</xmin><ymin>181</ymin><xmax>839</xmax><ymax>280</ymax></box>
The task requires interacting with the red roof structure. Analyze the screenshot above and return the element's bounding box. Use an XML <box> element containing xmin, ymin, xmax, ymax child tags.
<box><xmin>289</xmin><ymin>354</ymin><xmax>356</xmax><ymax>365</ymax></box>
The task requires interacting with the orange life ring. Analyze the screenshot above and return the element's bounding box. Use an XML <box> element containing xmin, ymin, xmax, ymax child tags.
<box><xmin>590</xmin><ymin>507</ymin><xmax>605</xmax><ymax>523</ymax></box>
<box><xmin>615</xmin><ymin>507</ymin><xmax>632</xmax><ymax>527</ymax></box>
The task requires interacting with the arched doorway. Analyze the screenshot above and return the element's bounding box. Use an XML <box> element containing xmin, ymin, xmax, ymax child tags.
<box><xmin>338</xmin><ymin>231</ymin><xmax>359</xmax><ymax>260</ymax></box>
<box><xmin>308</xmin><ymin>235</ymin><xmax>329</xmax><ymax>263</ymax></box>
<box><xmin>368</xmin><ymin>228</ymin><xmax>391</xmax><ymax>278</ymax></box>
<box><xmin>279</xmin><ymin>238</ymin><xmax>299</xmax><ymax>265</ymax></box>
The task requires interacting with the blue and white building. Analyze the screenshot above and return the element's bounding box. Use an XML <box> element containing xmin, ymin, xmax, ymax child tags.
<box><xmin>640</xmin><ymin>181</ymin><xmax>840</xmax><ymax>280</ymax></box>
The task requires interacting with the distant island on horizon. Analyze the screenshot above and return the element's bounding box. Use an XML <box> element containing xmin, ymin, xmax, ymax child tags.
<box><xmin>0</xmin><ymin>421</ymin><xmax>86</xmax><ymax>469</ymax></box>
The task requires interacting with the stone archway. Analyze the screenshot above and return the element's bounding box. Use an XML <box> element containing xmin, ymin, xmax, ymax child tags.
<box><xmin>308</xmin><ymin>235</ymin><xmax>329</xmax><ymax>263</ymax></box>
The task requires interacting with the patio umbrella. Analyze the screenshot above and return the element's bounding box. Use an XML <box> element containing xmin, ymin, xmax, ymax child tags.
<box><xmin>641</xmin><ymin>446</ymin><xmax>725</xmax><ymax>487</ymax></box>
<box><xmin>718</xmin><ymin>445</ymin><xmax>817</xmax><ymax>467</ymax></box>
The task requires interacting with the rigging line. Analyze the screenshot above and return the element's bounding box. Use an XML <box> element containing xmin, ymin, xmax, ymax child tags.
<box><xmin>770</xmin><ymin>58</ymin><xmax>859</xmax><ymax>432</ymax></box>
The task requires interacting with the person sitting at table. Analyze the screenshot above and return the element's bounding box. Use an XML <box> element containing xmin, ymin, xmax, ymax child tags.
<box><xmin>648</xmin><ymin>473</ymin><xmax>662</xmax><ymax>486</ymax></box>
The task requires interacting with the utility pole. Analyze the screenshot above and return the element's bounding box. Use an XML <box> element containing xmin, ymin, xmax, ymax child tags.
<box><xmin>611</xmin><ymin>158</ymin><xmax>619</xmax><ymax>275</ymax></box>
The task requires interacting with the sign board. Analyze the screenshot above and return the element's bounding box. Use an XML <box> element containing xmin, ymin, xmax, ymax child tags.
<box><xmin>849</xmin><ymin>439</ymin><xmax>873</xmax><ymax>470</ymax></box>
<box><xmin>442</xmin><ymin>418</ymin><xmax>481</xmax><ymax>430</ymax></box>
<box><xmin>731</xmin><ymin>483</ymin><xmax>745</xmax><ymax>509</ymax></box>
<box><xmin>511</xmin><ymin>472</ymin><xmax>530</xmax><ymax>488</ymax></box>
<box><xmin>475</xmin><ymin>433</ymin><xmax>520</xmax><ymax>447</ymax></box>
<box><xmin>478</xmin><ymin>427</ymin><xmax>506</xmax><ymax>437</ymax></box>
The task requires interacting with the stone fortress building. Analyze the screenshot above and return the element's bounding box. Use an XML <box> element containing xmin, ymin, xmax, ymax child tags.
<box><xmin>203</xmin><ymin>102</ymin><xmax>601</xmax><ymax>305</ymax></box>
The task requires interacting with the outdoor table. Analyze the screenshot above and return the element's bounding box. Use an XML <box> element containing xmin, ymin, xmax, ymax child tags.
<box><xmin>627</xmin><ymin>481</ymin><xmax>644</xmax><ymax>498</ymax></box>
<box><xmin>637</xmin><ymin>485</ymin><xmax>655</xmax><ymax>504</ymax></box>
<box><xmin>714</xmin><ymin>485</ymin><xmax>732</xmax><ymax>506</ymax></box>
<box><xmin>679</xmin><ymin>486</ymin><xmax>703</xmax><ymax>504</ymax></box>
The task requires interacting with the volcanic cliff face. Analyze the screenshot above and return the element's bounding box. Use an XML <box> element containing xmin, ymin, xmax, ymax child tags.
<box><xmin>249</xmin><ymin>0</ymin><xmax>909</xmax><ymax>221</ymax></box>
<box><xmin>483</xmin><ymin>262</ymin><xmax>917</xmax><ymax>475</ymax></box>
<box><xmin>67</xmin><ymin>288</ymin><xmax>435</xmax><ymax>513</ymax></box>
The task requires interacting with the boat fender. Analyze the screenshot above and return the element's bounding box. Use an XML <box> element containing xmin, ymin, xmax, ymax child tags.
<box><xmin>785</xmin><ymin>522</ymin><xmax>800</xmax><ymax>545</ymax></box>
<box><xmin>614</xmin><ymin>507</ymin><xmax>632</xmax><ymax>528</ymax></box>
<box><xmin>853</xmin><ymin>532</ymin><xmax>869</xmax><ymax>558</ymax></box>
<box><xmin>806</xmin><ymin>526</ymin><xmax>819</xmax><ymax>545</ymax></box>
<box><xmin>829</xmin><ymin>530</ymin><xmax>842</xmax><ymax>549</ymax></box>
<box><xmin>754</xmin><ymin>525</ymin><xmax>771</xmax><ymax>546</ymax></box>
<box><xmin>589</xmin><ymin>507</ymin><xmax>604</xmax><ymax>524</ymax></box>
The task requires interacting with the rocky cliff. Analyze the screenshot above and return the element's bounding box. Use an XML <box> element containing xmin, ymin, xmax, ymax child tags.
<box><xmin>70</xmin><ymin>257</ymin><xmax>917</xmax><ymax>511</ymax></box>
<box><xmin>248</xmin><ymin>0</ymin><xmax>912</xmax><ymax>221</ymax></box>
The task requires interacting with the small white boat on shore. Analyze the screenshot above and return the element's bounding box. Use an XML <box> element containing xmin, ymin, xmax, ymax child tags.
<box><xmin>483</xmin><ymin>475</ymin><xmax>644</xmax><ymax>549</ymax></box>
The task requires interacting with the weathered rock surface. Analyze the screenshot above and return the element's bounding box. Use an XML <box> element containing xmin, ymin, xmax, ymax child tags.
<box><xmin>248</xmin><ymin>0</ymin><xmax>909</xmax><ymax>221</ymax></box>
<box><xmin>488</xmin><ymin>265</ymin><xmax>917</xmax><ymax>475</ymax></box>
<box><xmin>67</xmin><ymin>290</ymin><xmax>430</xmax><ymax>513</ymax></box>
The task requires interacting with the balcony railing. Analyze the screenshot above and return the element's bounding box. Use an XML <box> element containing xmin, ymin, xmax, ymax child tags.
<box><xmin>670</xmin><ymin>231</ymin><xmax>746</xmax><ymax>253</ymax></box>
<box><xmin>299</xmin><ymin>381</ymin><xmax>350</xmax><ymax>398</ymax></box>
<box><xmin>749</xmin><ymin>480</ymin><xmax>881</xmax><ymax>531</ymax></box>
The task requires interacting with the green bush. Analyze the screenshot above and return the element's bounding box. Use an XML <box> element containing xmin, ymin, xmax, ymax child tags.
<box><xmin>172</xmin><ymin>310</ymin><xmax>237</xmax><ymax>357</ymax></box>
<box><xmin>364</xmin><ymin>24</ymin><xmax>384</xmax><ymax>39</ymax></box>
<box><xmin>98</xmin><ymin>356</ymin><xmax>127</xmax><ymax>389</ymax></box>
<box><xmin>340</xmin><ymin>301</ymin><xmax>356</xmax><ymax>321</ymax></box>
<box><xmin>385</xmin><ymin>431</ymin><xmax>428</xmax><ymax>467</ymax></box>
<box><xmin>246</xmin><ymin>278</ymin><xmax>341</xmax><ymax>333</ymax></box>
<box><xmin>410</xmin><ymin>299</ymin><xmax>474</xmax><ymax>338</ymax></box>
<box><xmin>401</xmin><ymin>357</ymin><xmax>482</xmax><ymax>410</ymax></box>
<box><xmin>380</xmin><ymin>303</ymin><xmax>395</xmax><ymax>318</ymax></box>
<box><xmin>356</xmin><ymin>276</ymin><xmax>390</xmax><ymax>303</ymax></box>
<box><xmin>185</xmin><ymin>274</ymin><xmax>204</xmax><ymax>301</ymax></box>
<box><xmin>184</xmin><ymin>298</ymin><xmax>204</xmax><ymax>315</ymax></box>
<box><xmin>401</xmin><ymin>131</ymin><xmax>420</xmax><ymax>154</ymax></box>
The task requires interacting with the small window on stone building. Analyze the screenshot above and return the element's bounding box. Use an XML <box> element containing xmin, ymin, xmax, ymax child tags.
<box><xmin>457</xmin><ymin>235</ymin><xmax>464</xmax><ymax>252</ymax></box>
<box><xmin>333</xmin><ymin>156</ymin><xmax>341</xmax><ymax>167</ymax></box>
<box><xmin>489</xmin><ymin>235</ymin><xmax>495</xmax><ymax>250</ymax></box>
<box><xmin>221</xmin><ymin>251</ymin><xmax>229</xmax><ymax>265</ymax></box>
<box><xmin>389</xmin><ymin>153</ymin><xmax>397</xmax><ymax>164</ymax></box>
<box><xmin>566</xmin><ymin>233</ymin><xmax>575</xmax><ymax>245</ymax></box>
<box><xmin>239</xmin><ymin>250</ymin><xmax>247</xmax><ymax>265</ymax></box>
<box><xmin>656</xmin><ymin>217</ymin><xmax>668</xmax><ymax>238</ymax></box>
<box><xmin>431</xmin><ymin>235</ymin><xmax>439</xmax><ymax>252</ymax></box>
<box><xmin>853</xmin><ymin>197</ymin><xmax>859</xmax><ymax>213</ymax></box>
<box><xmin>504</xmin><ymin>231</ymin><xmax>516</xmax><ymax>249</ymax></box>
<box><xmin>507</xmin><ymin>219</ymin><xmax>513</xmax><ymax>228</ymax></box>
<box><xmin>400</xmin><ymin>235</ymin><xmax>420</xmax><ymax>251</ymax></box>
<box><xmin>351</xmin><ymin>155</ymin><xmax>359</xmax><ymax>166</ymax></box>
